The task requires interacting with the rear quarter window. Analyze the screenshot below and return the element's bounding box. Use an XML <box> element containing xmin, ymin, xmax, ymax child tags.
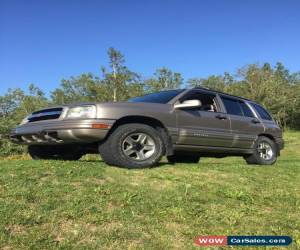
<box><xmin>251</xmin><ymin>103</ymin><xmax>273</xmax><ymax>120</ymax></box>
<box><xmin>239</xmin><ymin>102</ymin><xmax>255</xmax><ymax>118</ymax></box>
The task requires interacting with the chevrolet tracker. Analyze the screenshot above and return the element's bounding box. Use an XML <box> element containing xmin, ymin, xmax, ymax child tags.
<box><xmin>10</xmin><ymin>87</ymin><xmax>284</xmax><ymax>168</ymax></box>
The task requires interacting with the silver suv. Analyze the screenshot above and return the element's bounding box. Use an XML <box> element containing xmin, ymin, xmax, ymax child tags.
<box><xmin>10</xmin><ymin>87</ymin><xmax>284</xmax><ymax>168</ymax></box>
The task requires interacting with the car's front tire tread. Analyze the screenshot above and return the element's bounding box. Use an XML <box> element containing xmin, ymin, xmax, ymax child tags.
<box><xmin>99</xmin><ymin>123</ymin><xmax>165</xmax><ymax>169</ymax></box>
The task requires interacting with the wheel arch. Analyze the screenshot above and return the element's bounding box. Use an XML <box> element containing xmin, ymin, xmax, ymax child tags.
<box><xmin>106</xmin><ymin>115</ymin><xmax>173</xmax><ymax>155</ymax></box>
<box><xmin>258</xmin><ymin>133</ymin><xmax>275</xmax><ymax>141</ymax></box>
<box><xmin>257</xmin><ymin>133</ymin><xmax>279</xmax><ymax>155</ymax></box>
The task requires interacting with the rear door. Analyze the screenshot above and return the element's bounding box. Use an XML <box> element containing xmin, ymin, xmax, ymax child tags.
<box><xmin>220</xmin><ymin>96</ymin><xmax>264</xmax><ymax>148</ymax></box>
<box><xmin>176</xmin><ymin>90</ymin><xmax>233</xmax><ymax>147</ymax></box>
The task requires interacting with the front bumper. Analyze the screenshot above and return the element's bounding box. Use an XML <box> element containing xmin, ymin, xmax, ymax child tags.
<box><xmin>10</xmin><ymin>119</ymin><xmax>115</xmax><ymax>145</ymax></box>
<box><xmin>275</xmin><ymin>137</ymin><xmax>284</xmax><ymax>150</ymax></box>
<box><xmin>274</xmin><ymin>137</ymin><xmax>284</xmax><ymax>155</ymax></box>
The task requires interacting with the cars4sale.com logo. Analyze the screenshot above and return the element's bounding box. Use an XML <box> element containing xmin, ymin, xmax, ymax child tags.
<box><xmin>194</xmin><ymin>236</ymin><xmax>292</xmax><ymax>247</ymax></box>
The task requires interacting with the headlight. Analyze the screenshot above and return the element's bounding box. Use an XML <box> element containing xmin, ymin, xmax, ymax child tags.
<box><xmin>66</xmin><ymin>105</ymin><xmax>96</xmax><ymax>119</ymax></box>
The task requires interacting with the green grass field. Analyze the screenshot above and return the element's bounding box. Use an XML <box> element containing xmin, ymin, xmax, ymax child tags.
<box><xmin>0</xmin><ymin>131</ymin><xmax>299</xmax><ymax>249</ymax></box>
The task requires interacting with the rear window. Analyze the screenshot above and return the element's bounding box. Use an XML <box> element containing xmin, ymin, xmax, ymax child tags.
<box><xmin>221</xmin><ymin>97</ymin><xmax>243</xmax><ymax>116</ymax></box>
<box><xmin>251</xmin><ymin>103</ymin><xmax>273</xmax><ymax>120</ymax></box>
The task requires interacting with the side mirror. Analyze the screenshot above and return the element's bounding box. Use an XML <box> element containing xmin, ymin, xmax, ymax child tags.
<box><xmin>174</xmin><ymin>99</ymin><xmax>202</xmax><ymax>109</ymax></box>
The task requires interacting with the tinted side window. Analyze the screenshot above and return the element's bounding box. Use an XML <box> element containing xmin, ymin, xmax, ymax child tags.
<box><xmin>182</xmin><ymin>91</ymin><xmax>218</xmax><ymax>112</ymax></box>
<box><xmin>221</xmin><ymin>97</ymin><xmax>243</xmax><ymax>116</ymax></box>
<box><xmin>240</xmin><ymin>102</ymin><xmax>255</xmax><ymax>117</ymax></box>
<box><xmin>252</xmin><ymin>103</ymin><xmax>272</xmax><ymax>120</ymax></box>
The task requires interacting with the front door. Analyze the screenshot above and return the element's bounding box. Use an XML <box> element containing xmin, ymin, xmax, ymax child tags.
<box><xmin>175</xmin><ymin>90</ymin><xmax>233</xmax><ymax>147</ymax></box>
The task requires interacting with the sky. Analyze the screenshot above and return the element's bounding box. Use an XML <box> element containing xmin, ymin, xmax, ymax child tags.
<box><xmin>0</xmin><ymin>0</ymin><xmax>300</xmax><ymax>95</ymax></box>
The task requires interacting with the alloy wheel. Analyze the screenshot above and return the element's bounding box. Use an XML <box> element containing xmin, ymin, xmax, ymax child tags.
<box><xmin>122</xmin><ymin>133</ymin><xmax>156</xmax><ymax>161</ymax></box>
<box><xmin>257</xmin><ymin>142</ymin><xmax>273</xmax><ymax>160</ymax></box>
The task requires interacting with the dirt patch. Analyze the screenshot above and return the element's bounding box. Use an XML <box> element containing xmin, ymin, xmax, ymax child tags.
<box><xmin>164</xmin><ymin>222</ymin><xmax>187</xmax><ymax>249</ymax></box>
<box><xmin>5</xmin><ymin>224</ymin><xmax>26</xmax><ymax>235</ymax></box>
<box><xmin>90</xmin><ymin>178</ymin><xmax>106</xmax><ymax>185</ymax></box>
<box><xmin>70</xmin><ymin>181</ymin><xmax>82</xmax><ymax>187</ymax></box>
<box><xmin>1</xmin><ymin>246</ymin><xmax>13</xmax><ymax>250</ymax></box>
<box><xmin>107</xmin><ymin>202</ymin><xmax>118</xmax><ymax>212</ymax></box>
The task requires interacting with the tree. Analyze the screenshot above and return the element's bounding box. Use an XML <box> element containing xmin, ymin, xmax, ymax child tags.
<box><xmin>186</xmin><ymin>78</ymin><xmax>203</xmax><ymax>88</ymax></box>
<box><xmin>102</xmin><ymin>47</ymin><xmax>143</xmax><ymax>101</ymax></box>
<box><xmin>51</xmin><ymin>74</ymin><xmax>107</xmax><ymax>104</ymax></box>
<box><xmin>187</xmin><ymin>75</ymin><xmax>226</xmax><ymax>91</ymax></box>
<box><xmin>188</xmin><ymin>72</ymin><xmax>233</xmax><ymax>91</ymax></box>
<box><xmin>51</xmin><ymin>48</ymin><xmax>144</xmax><ymax>104</ymax></box>
<box><xmin>233</xmin><ymin>63</ymin><xmax>295</xmax><ymax>127</ymax></box>
<box><xmin>0</xmin><ymin>85</ymin><xmax>48</xmax><ymax>156</ymax></box>
<box><xmin>145</xmin><ymin>67</ymin><xmax>183</xmax><ymax>92</ymax></box>
<box><xmin>109</xmin><ymin>48</ymin><xmax>124</xmax><ymax>102</ymax></box>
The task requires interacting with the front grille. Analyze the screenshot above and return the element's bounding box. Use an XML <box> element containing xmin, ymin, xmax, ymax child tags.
<box><xmin>10</xmin><ymin>132</ymin><xmax>63</xmax><ymax>143</ymax></box>
<box><xmin>28</xmin><ymin>108</ymin><xmax>63</xmax><ymax>122</ymax></box>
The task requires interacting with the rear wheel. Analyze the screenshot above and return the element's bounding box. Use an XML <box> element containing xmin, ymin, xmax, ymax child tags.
<box><xmin>244</xmin><ymin>136</ymin><xmax>277</xmax><ymax>165</ymax></box>
<box><xmin>167</xmin><ymin>152</ymin><xmax>200</xmax><ymax>163</ymax></box>
<box><xmin>28</xmin><ymin>145</ymin><xmax>83</xmax><ymax>160</ymax></box>
<box><xmin>99</xmin><ymin>123</ymin><xmax>165</xmax><ymax>168</ymax></box>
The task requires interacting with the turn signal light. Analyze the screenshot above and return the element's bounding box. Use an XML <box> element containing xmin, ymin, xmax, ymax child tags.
<box><xmin>91</xmin><ymin>123</ymin><xmax>110</xmax><ymax>129</ymax></box>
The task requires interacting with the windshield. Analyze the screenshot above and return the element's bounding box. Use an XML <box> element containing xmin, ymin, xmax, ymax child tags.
<box><xmin>128</xmin><ymin>89</ymin><xmax>184</xmax><ymax>104</ymax></box>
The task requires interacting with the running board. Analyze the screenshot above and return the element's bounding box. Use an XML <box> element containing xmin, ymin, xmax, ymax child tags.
<box><xmin>173</xmin><ymin>144</ymin><xmax>254</xmax><ymax>155</ymax></box>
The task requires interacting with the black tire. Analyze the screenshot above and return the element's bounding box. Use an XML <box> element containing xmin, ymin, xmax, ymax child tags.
<box><xmin>98</xmin><ymin>140</ymin><xmax>118</xmax><ymax>166</ymax></box>
<box><xmin>98</xmin><ymin>123</ymin><xmax>165</xmax><ymax>169</ymax></box>
<box><xmin>244</xmin><ymin>136</ymin><xmax>277</xmax><ymax>165</ymax></box>
<box><xmin>167</xmin><ymin>152</ymin><xmax>200</xmax><ymax>163</ymax></box>
<box><xmin>28</xmin><ymin>145</ymin><xmax>83</xmax><ymax>160</ymax></box>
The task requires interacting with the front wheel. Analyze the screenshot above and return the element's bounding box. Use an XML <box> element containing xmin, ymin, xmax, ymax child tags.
<box><xmin>244</xmin><ymin>136</ymin><xmax>277</xmax><ymax>165</ymax></box>
<box><xmin>99</xmin><ymin>123</ymin><xmax>165</xmax><ymax>168</ymax></box>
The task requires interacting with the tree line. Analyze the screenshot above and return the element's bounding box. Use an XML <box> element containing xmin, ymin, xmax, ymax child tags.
<box><xmin>1</xmin><ymin>47</ymin><xmax>299</xmax><ymax>156</ymax></box>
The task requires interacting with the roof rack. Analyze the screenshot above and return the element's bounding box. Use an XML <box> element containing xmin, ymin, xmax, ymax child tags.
<box><xmin>192</xmin><ymin>86</ymin><xmax>253</xmax><ymax>102</ymax></box>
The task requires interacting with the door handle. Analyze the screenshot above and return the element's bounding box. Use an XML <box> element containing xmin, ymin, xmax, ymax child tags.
<box><xmin>251</xmin><ymin>118</ymin><xmax>261</xmax><ymax>124</ymax></box>
<box><xmin>215</xmin><ymin>114</ymin><xmax>227</xmax><ymax>120</ymax></box>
